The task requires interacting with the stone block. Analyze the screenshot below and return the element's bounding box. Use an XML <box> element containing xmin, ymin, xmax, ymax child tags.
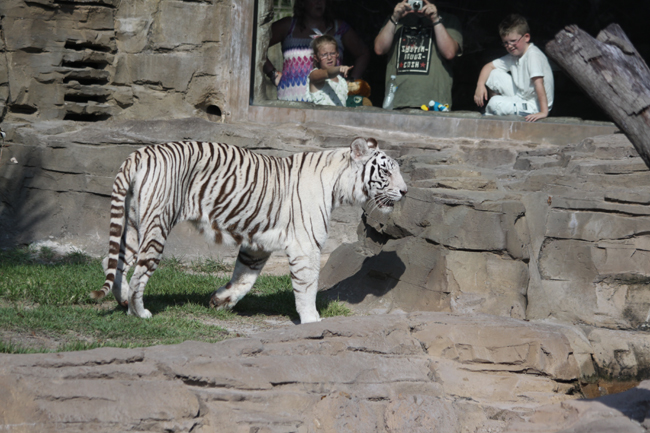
<box><xmin>29</xmin><ymin>379</ymin><xmax>199</xmax><ymax>425</ymax></box>
<box><xmin>3</xmin><ymin>18</ymin><xmax>60</xmax><ymax>51</ymax></box>
<box><xmin>111</xmin><ymin>85</ymin><xmax>134</xmax><ymax>108</ymax></box>
<box><xmin>531</xmin><ymin>235</ymin><xmax>650</xmax><ymax>327</ymax></box>
<box><xmin>118</xmin><ymin>85</ymin><xmax>194</xmax><ymax>119</ymax></box>
<box><xmin>586</xmin><ymin>328</ymin><xmax>650</xmax><ymax>379</ymax></box>
<box><xmin>150</xmin><ymin>1</ymin><xmax>223</xmax><ymax>49</ymax></box>
<box><xmin>81</xmin><ymin>6</ymin><xmax>115</xmax><ymax>30</ymax></box>
<box><xmin>546</xmin><ymin>209</ymin><xmax>650</xmax><ymax>242</ymax></box>
<box><xmin>413</xmin><ymin>314</ymin><xmax>580</xmax><ymax>379</ymax></box>
<box><xmin>114</xmin><ymin>53</ymin><xmax>198</xmax><ymax>91</ymax></box>
<box><xmin>185</xmin><ymin>75</ymin><xmax>226</xmax><ymax>111</ymax></box>
<box><xmin>446</xmin><ymin>250</ymin><xmax>528</xmax><ymax>319</ymax></box>
<box><xmin>115</xmin><ymin>17</ymin><xmax>152</xmax><ymax>53</ymax></box>
<box><xmin>459</xmin><ymin>145</ymin><xmax>517</xmax><ymax>169</ymax></box>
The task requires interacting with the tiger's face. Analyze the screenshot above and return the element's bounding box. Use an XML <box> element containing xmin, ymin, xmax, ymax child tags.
<box><xmin>365</xmin><ymin>150</ymin><xmax>407</xmax><ymax>213</ymax></box>
<box><xmin>349</xmin><ymin>137</ymin><xmax>407</xmax><ymax>213</ymax></box>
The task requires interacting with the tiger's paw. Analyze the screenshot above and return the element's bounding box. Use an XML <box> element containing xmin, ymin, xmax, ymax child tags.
<box><xmin>127</xmin><ymin>307</ymin><xmax>152</xmax><ymax>318</ymax></box>
<box><xmin>298</xmin><ymin>313</ymin><xmax>322</xmax><ymax>324</ymax></box>
<box><xmin>208</xmin><ymin>292</ymin><xmax>234</xmax><ymax>310</ymax></box>
<box><xmin>208</xmin><ymin>283</ymin><xmax>239</xmax><ymax>310</ymax></box>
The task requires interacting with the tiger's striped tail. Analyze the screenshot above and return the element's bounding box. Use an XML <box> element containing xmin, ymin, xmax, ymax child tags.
<box><xmin>90</xmin><ymin>155</ymin><xmax>136</xmax><ymax>302</ymax></box>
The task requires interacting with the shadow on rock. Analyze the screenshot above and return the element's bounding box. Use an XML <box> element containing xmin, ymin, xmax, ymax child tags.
<box><xmin>319</xmin><ymin>249</ymin><xmax>405</xmax><ymax>306</ymax></box>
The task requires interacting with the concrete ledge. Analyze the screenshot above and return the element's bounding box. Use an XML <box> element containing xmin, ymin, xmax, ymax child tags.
<box><xmin>248</xmin><ymin>104</ymin><xmax>618</xmax><ymax>146</ymax></box>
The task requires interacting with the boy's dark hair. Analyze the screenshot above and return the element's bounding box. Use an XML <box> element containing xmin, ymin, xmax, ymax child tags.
<box><xmin>498</xmin><ymin>14</ymin><xmax>530</xmax><ymax>37</ymax></box>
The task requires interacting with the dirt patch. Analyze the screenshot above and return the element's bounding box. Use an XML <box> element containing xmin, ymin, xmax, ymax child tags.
<box><xmin>1</xmin><ymin>330</ymin><xmax>63</xmax><ymax>352</ymax></box>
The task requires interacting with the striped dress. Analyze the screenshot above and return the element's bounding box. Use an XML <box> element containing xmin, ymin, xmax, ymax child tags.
<box><xmin>277</xmin><ymin>18</ymin><xmax>349</xmax><ymax>102</ymax></box>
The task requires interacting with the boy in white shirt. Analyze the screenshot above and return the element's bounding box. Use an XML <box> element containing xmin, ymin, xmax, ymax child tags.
<box><xmin>474</xmin><ymin>14</ymin><xmax>554</xmax><ymax>122</ymax></box>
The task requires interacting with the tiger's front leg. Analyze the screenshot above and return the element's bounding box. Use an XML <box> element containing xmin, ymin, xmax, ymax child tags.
<box><xmin>209</xmin><ymin>247</ymin><xmax>272</xmax><ymax>310</ymax></box>
<box><xmin>287</xmin><ymin>249</ymin><xmax>322</xmax><ymax>324</ymax></box>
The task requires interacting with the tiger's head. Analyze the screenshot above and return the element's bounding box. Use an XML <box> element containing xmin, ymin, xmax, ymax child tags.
<box><xmin>351</xmin><ymin>137</ymin><xmax>407</xmax><ymax>213</ymax></box>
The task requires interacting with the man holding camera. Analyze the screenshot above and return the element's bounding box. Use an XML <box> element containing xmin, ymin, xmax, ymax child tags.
<box><xmin>374</xmin><ymin>0</ymin><xmax>463</xmax><ymax>110</ymax></box>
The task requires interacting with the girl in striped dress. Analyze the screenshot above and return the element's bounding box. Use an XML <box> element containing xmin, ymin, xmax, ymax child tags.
<box><xmin>264</xmin><ymin>0</ymin><xmax>369</xmax><ymax>102</ymax></box>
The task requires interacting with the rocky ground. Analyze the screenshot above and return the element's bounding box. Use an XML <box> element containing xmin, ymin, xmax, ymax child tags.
<box><xmin>2</xmin><ymin>312</ymin><xmax>650</xmax><ymax>432</ymax></box>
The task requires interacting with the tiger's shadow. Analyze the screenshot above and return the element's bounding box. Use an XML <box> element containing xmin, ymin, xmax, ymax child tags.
<box><xmin>319</xmin><ymin>250</ymin><xmax>406</xmax><ymax>307</ymax></box>
<box><xmin>106</xmin><ymin>250</ymin><xmax>406</xmax><ymax>319</ymax></box>
<box><xmin>113</xmin><ymin>278</ymin><xmax>329</xmax><ymax>322</ymax></box>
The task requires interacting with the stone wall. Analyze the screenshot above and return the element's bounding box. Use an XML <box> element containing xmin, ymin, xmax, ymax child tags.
<box><xmin>0</xmin><ymin>118</ymin><xmax>369</xmax><ymax>267</ymax></box>
<box><xmin>320</xmin><ymin>133</ymin><xmax>650</xmax><ymax>331</ymax></box>
<box><xmin>0</xmin><ymin>0</ymin><xmax>233</xmax><ymax>123</ymax></box>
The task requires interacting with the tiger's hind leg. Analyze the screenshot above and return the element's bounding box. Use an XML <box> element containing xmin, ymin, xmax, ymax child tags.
<box><xmin>102</xmin><ymin>212</ymin><xmax>138</xmax><ymax>307</ymax></box>
<box><xmin>209</xmin><ymin>247</ymin><xmax>271</xmax><ymax>310</ymax></box>
<box><xmin>127</xmin><ymin>224</ymin><xmax>169</xmax><ymax>318</ymax></box>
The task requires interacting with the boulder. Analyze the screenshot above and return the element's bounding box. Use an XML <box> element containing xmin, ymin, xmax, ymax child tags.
<box><xmin>0</xmin><ymin>312</ymin><xmax>595</xmax><ymax>433</ymax></box>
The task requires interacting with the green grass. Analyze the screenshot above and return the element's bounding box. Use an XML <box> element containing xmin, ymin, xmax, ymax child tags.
<box><xmin>0</xmin><ymin>247</ymin><xmax>352</xmax><ymax>354</ymax></box>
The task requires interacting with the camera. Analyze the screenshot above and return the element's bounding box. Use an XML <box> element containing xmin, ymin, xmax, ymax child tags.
<box><xmin>408</xmin><ymin>0</ymin><xmax>423</xmax><ymax>12</ymax></box>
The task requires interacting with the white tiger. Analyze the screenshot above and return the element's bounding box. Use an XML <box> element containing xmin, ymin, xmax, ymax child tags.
<box><xmin>90</xmin><ymin>137</ymin><xmax>407</xmax><ymax>324</ymax></box>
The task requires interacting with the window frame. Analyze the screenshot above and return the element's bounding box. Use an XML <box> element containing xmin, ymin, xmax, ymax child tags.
<box><xmin>228</xmin><ymin>0</ymin><xmax>617</xmax><ymax>146</ymax></box>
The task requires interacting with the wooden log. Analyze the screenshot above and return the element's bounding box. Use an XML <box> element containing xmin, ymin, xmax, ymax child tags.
<box><xmin>546</xmin><ymin>24</ymin><xmax>650</xmax><ymax>168</ymax></box>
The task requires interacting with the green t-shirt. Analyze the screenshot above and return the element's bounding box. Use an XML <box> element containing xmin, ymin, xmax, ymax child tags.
<box><xmin>385</xmin><ymin>13</ymin><xmax>463</xmax><ymax>109</ymax></box>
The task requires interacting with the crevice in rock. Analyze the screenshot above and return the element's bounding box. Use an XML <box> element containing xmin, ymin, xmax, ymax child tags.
<box><xmin>64</xmin><ymin>93</ymin><xmax>109</xmax><ymax>104</ymax></box>
<box><xmin>552</xmin><ymin>206</ymin><xmax>650</xmax><ymax>217</ymax></box>
<box><xmin>63</xmin><ymin>75</ymin><xmax>110</xmax><ymax>86</ymax></box>
<box><xmin>604</xmin><ymin>197</ymin><xmax>650</xmax><ymax>206</ymax></box>
<box><xmin>33</xmin><ymin>354</ymin><xmax>145</xmax><ymax>368</ymax></box>
<box><xmin>86</xmin><ymin>190</ymin><xmax>112</xmax><ymax>198</ymax></box>
<box><xmin>64</xmin><ymin>40</ymin><xmax>114</xmax><ymax>54</ymax></box>
<box><xmin>9</xmin><ymin>105</ymin><xmax>38</xmax><ymax>115</ymax></box>
<box><xmin>346</xmin><ymin>347</ymin><xmax>395</xmax><ymax>356</ymax></box>
<box><xmin>304</xmin><ymin>330</ymin><xmax>352</xmax><ymax>340</ymax></box>
<box><xmin>40</xmin><ymin>167</ymin><xmax>83</xmax><ymax>176</ymax></box>
<box><xmin>436</xmin><ymin>243</ymin><xmax>509</xmax><ymax>255</ymax></box>
<box><xmin>63</xmin><ymin>112</ymin><xmax>112</xmax><ymax>122</ymax></box>
<box><xmin>366</xmin><ymin>396</ymin><xmax>389</xmax><ymax>402</ymax></box>
<box><xmin>61</xmin><ymin>59</ymin><xmax>109</xmax><ymax>70</ymax></box>
<box><xmin>270</xmin><ymin>381</ymin><xmax>300</xmax><ymax>387</ymax></box>
<box><xmin>36</xmin><ymin>395</ymin><xmax>114</xmax><ymax>402</ymax></box>
<box><xmin>54</xmin><ymin>0</ymin><xmax>118</xmax><ymax>9</ymax></box>
<box><xmin>179</xmin><ymin>376</ymin><xmax>267</xmax><ymax>390</ymax></box>
<box><xmin>19</xmin><ymin>47</ymin><xmax>46</xmax><ymax>54</ymax></box>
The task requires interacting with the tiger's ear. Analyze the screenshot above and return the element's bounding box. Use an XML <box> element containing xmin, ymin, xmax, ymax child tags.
<box><xmin>350</xmin><ymin>137</ymin><xmax>378</xmax><ymax>162</ymax></box>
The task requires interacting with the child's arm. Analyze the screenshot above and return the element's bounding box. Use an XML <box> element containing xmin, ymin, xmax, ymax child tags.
<box><xmin>525</xmin><ymin>76</ymin><xmax>549</xmax><ymax>122</ymax></box>
<box><xmin>474</xmin><ymin>62</ymin><xmax>496</xmax><ymax>107</ymax></box>
<box><xmin>308</xmin><ymin>66</ymin><xmax>354</xmax><ymax>86</ymax></box>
